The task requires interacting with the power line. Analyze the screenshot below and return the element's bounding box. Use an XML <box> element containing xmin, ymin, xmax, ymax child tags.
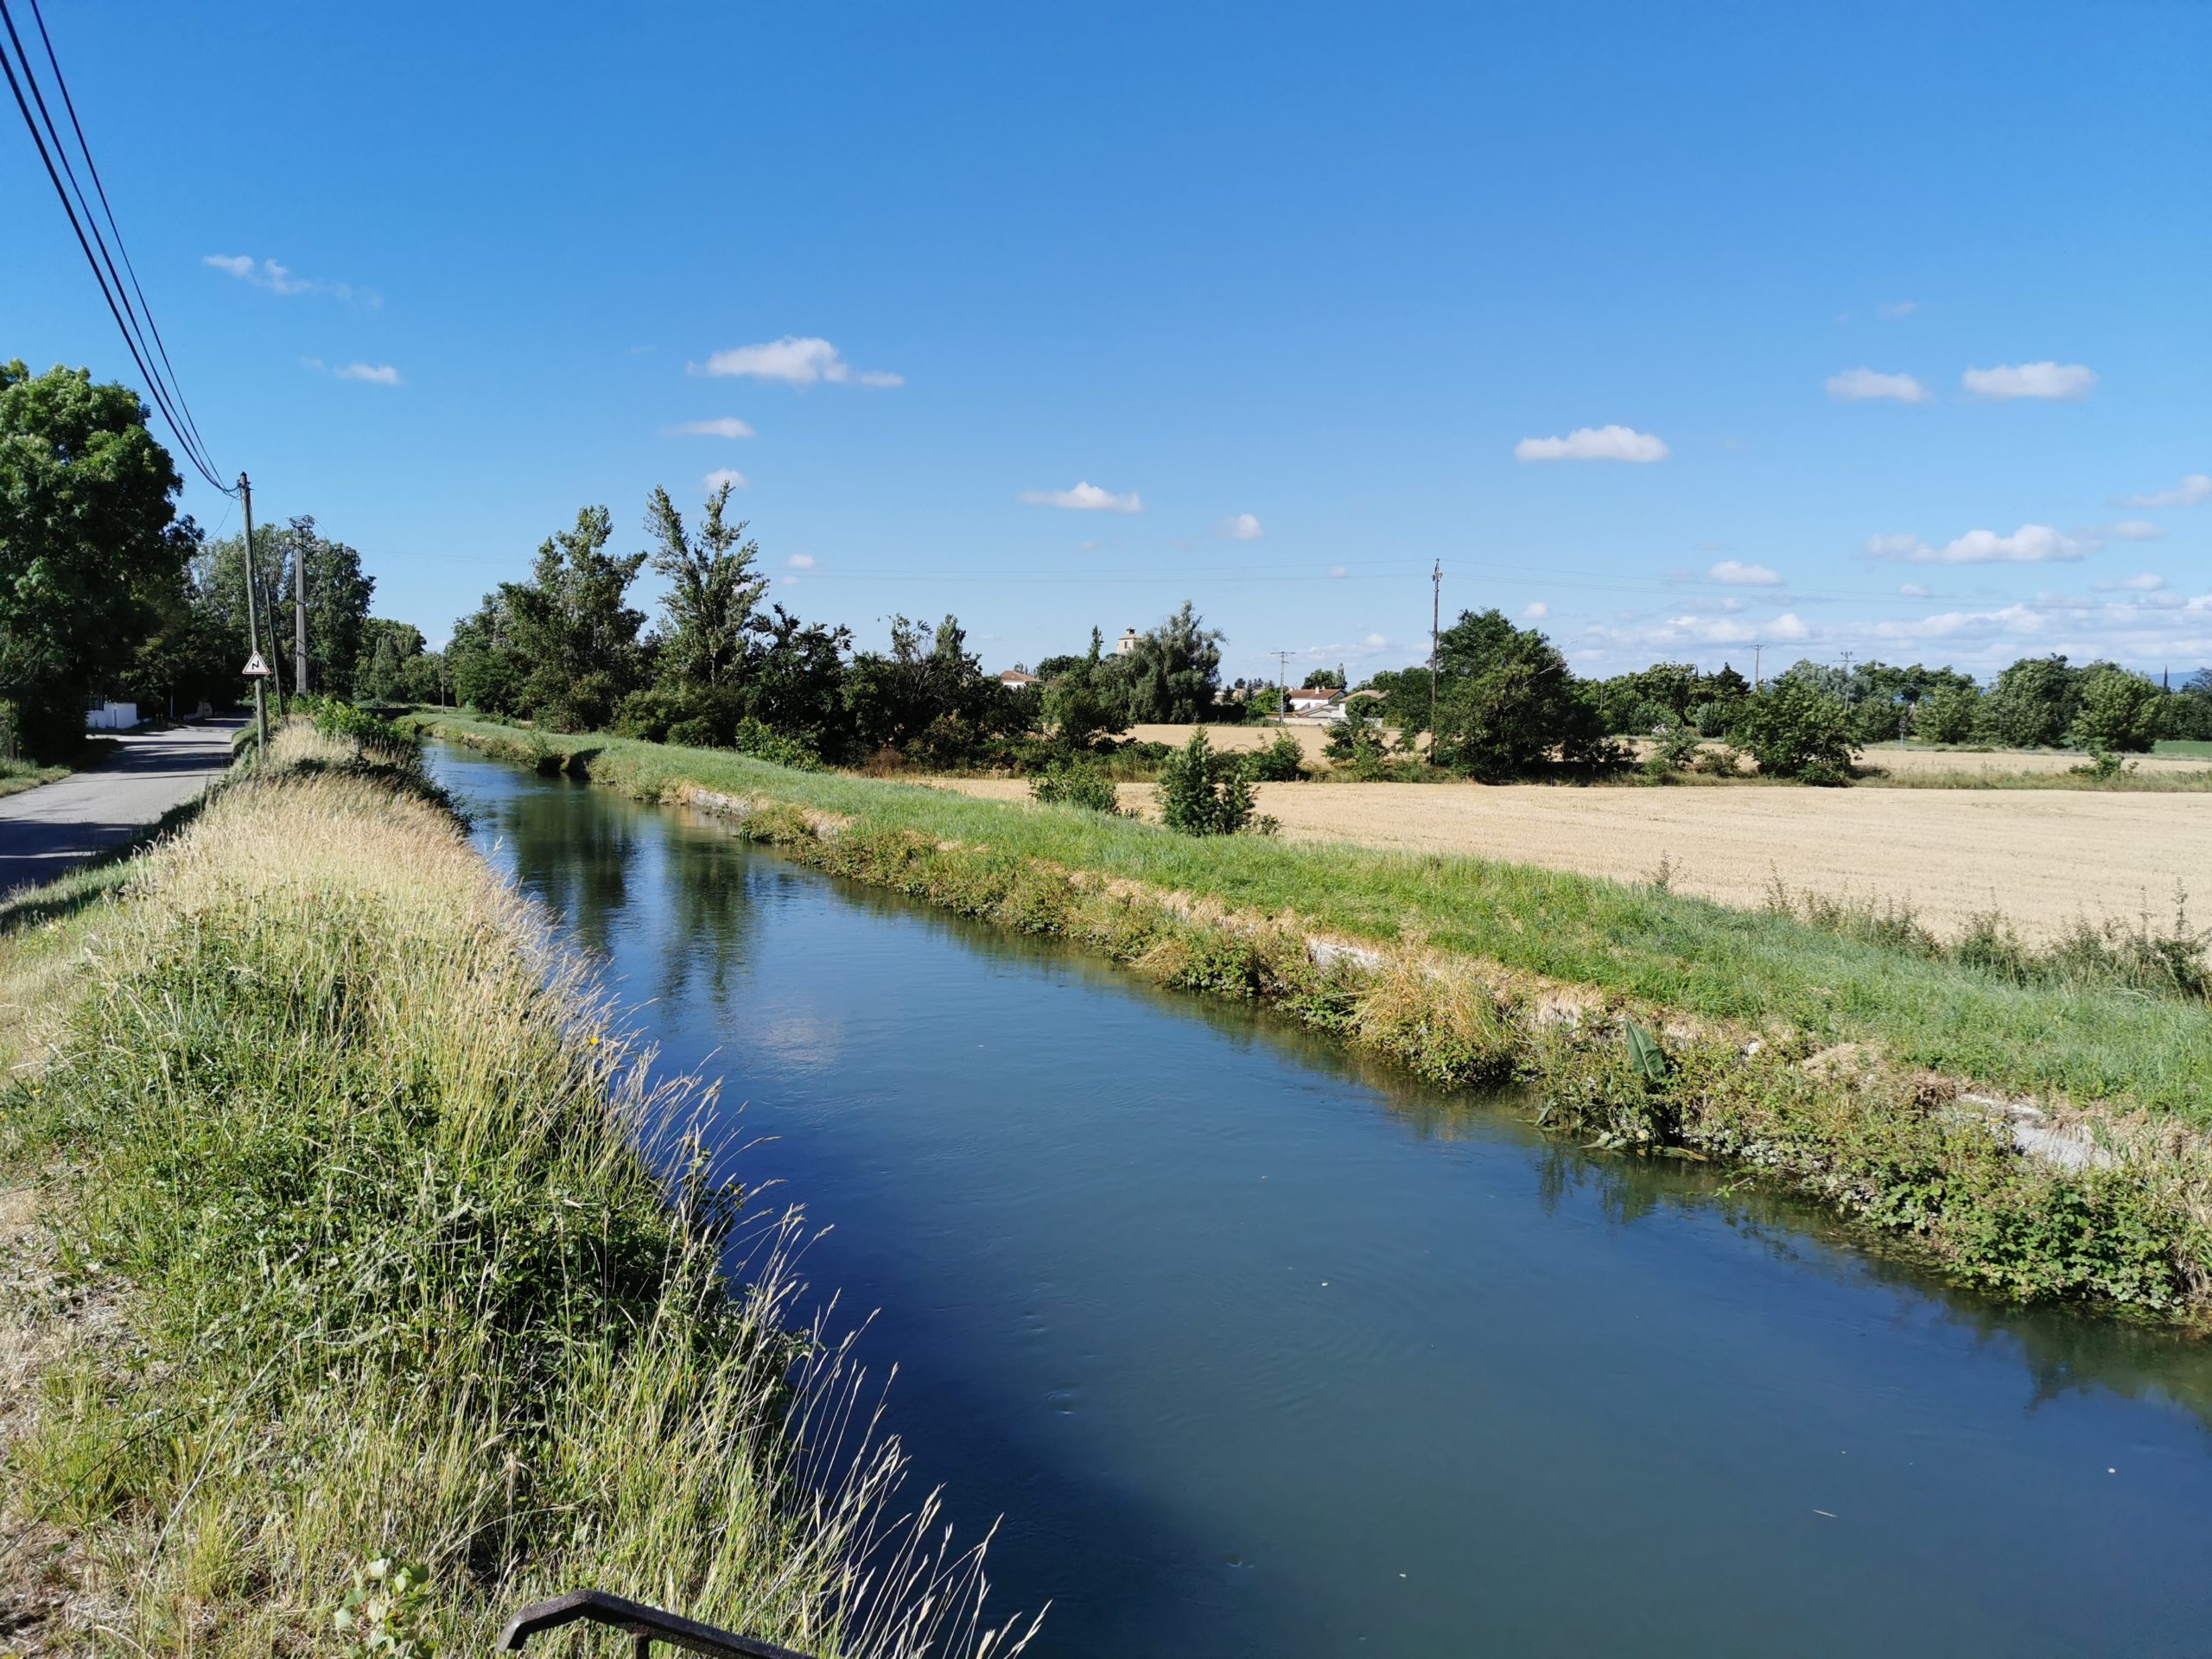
<box><xmin>25</xmin><ymin>0</ymin><xmax>217</xmax><ymax>477</ymax></box>
<box><xmin>0</xmin><ymin>0</ymin><xmax>228</xmax><ymax>493</ymax></box>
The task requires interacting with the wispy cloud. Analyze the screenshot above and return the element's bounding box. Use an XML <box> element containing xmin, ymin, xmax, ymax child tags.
<box><xmin>2087</xmin><ymin>519</ymin><xmax>2164</xmax><ymax>542</ymax></box>
<box><xmin>786</xmin><ymin>553</ymin><xmax>816</xmax><ymax>569</ymax></box>
<box><xmin>665</xmin><ymin>417</ymin><xmax>755</xmax><ymax>438</ymax></box>
<box><xmin>305</xmin><ymin>359</ymin><xmax>402</xmax><ymax>386</ymax></box>
<box><xmin>702</xmin><ymin>468</ymin><xmax>748</xmax><ymax>492</ymax></box>
<box><xmin>1019</xmin><ymin>480</ymin><xmax>1141</xmax><ymax>512</ymax></box>
<box><xmin>1514</xmin><ymin>424</ymin><xmax>1669</xmax><ymax>463</ymax></box>
<box><xmin>1863</xmin><ymin>524</ymin><xmax>2082</xmax><ymax>564</ymax></box>
<box><xmin>1899</xmin><ymin>582</ymin><xmax>1933</xmax><ymax>597</ymax></box>
<box><xmin>1217</xmin><ymin>512</ymin><xmax>1264</xmax><ymax>541</ymax></box>
<box><xmin>1522</xmin><ymin>601</ymin><xmax>1549</xmax><ymax>620</ymax></box>
<box><xmin>2094</xmin><ymin>572</ymin><xmax>2166</xmax><ymax>593</ymax></box>
<box><xmin>205</xmin><ymin>253</ymin><xmax>377</xmax><ymax>306</ymax></box>
<box><xmin>1327</xmin><ymin>565</ymin><xmax>1349</xmax><ymax>579</ymax></box>
<box><xmin>2115</xmin><ymin>473</ymin><xmax>2211</xmax><ymax>509</ymax></box>
<box><xmin>1876</xmin><ymin>300</ymin><xmax>1919</xmax><ymax>320</ymax></box>
<box><xmin>1826</xmin><ymin>367</ymin><xmax>1928</xmax><ymax>404</ymax></box>
<box><xmin>1707</xmin><ymin>560</ymin><xmax>1783</xmax><ymax>587</ymax></box>
<box><xmin>693</xmin><ymin>335</ymin><xmax>899</xmax><ymax>387</ymax></box>
<box><xmin>1961</xmin><ymin>361</ymin><xmax>2096</xmax><ymax>401</ymax></box>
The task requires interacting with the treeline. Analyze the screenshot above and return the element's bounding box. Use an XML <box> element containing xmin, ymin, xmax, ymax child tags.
<box><xmin>0</xmin><ymin>359</ymin><xmax>432</xmax><ymax>758</ymax></box>
<box><xmin>442</xmin><ymin>485</ymin><xmax>1246</xmax><ymax>769</ymax></box>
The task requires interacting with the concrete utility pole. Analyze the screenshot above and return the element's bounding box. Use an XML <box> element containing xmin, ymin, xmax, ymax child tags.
<box><xmin>294</xmin><ymin>529</ymin><xmax>308</xmax><ymax>696</ymax></box>
<box><xmin>1274</xmin><ymin>650</ymin><xmax>1290</xmax><ymax>721</ymax></box>
<box><xmin>1752</xmin><ymin>643</ymin><xmax>1764</xmax><ymax>690</ymax></box>
<box><xmin>239</xmin><ymin>474</ymin><xmax>269</xmax><ymax>750</ymax></box>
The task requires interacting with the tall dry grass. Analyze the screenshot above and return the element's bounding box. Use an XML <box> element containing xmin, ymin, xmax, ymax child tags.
<box><xmin>0</xmin><ymin>724</ymin><xmax>1035</xmax><ymax>1657</ymax></box>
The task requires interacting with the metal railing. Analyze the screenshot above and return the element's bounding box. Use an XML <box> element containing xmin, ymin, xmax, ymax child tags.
<box><xmin>497</xmin><ymin>1590</ymin><xmax>818</xmax><ymax>1659</ymax></box>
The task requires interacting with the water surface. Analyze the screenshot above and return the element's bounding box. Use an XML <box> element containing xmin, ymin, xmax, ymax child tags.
<box><xmin>436</xmin><ymin>746</ymin><xmax>2212</xmax><ymax>1657</ymax></box>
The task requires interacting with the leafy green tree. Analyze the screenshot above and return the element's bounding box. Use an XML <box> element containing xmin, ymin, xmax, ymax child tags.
<box><xmin>1040</xmin><ymin>626</ymin><xmax>1134</xmax><ymax>750</ymax></box>
<box><xmin>1423</xmin><ymin>608</ymin><xmax>1604</xmax><ymax>778</ymax></box>
<box><xmin>1154</xmin><ymin>728</ymin><xmax>1263</xmax><ymax>834</ymax></box>
<box><xmin>504</xmin><ymin>506</ymin><xmax>650</xmax><ymax>729</ymax></box>
<box><xmin>1731</xmin><ymin>678</ymin><xmax>1858</xmax><ymax>782</ymax></box>
<box><xmin>745</xmin><ymin>604</ymin><xmax>852</xmax><ymax>753</ymax></box>
<box><xmin>845</xmin><ymin>613</ymin><xmax>1028</xmax><ymax>761</ymax></box>
<box><xmin>2069</xmin><ymin>664</ymin><xmax>2161</xmax><ymax>753</ymax></box>
<box><xmin>355</xmin><ymin>620</ymin><xmax>427</xmax><ymax>702</ymax></box>
<box><xmin>1</xmin><ymin>360</ymin><xmax>196</xmax><ymax>756</ymax></box>
<box><xmin>1983</xmin><ymin>654</ymin><xmax>2078</xmax><ymax>748</ymax></box>
<box><xmin>1123</xmin><ymin>601</ymin><xmax>1224</xmax><ymax>721</ymax></box>
<box><xmin>446</xmin><ymin>593</ymin><xmax>528</xmax><ymax>715</ymax></box>
<box><xmin>284</xmin><ymin>517</ymin><xmax>376</xmax><ymax>696</ymax></box>
<box><xmin>1916</xmin><ymin>682</ymin><xmax>1983</xmax><ymax>744</ymax></box>
<box><xmin>645</xmin><ymin>482</ymin><xmax>766</xmax><ymax>713</ymax></box>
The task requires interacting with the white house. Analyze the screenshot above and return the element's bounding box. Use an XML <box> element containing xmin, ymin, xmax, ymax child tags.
<box><xmin>1285</xmin><ymin>687</ymin><xmax>1344</xmax><ymax>717</ymax></box>
<box><xmin>998</xmin><ymin>669</ymin><xmax>1041</xmax><ymax>689</ymax></box>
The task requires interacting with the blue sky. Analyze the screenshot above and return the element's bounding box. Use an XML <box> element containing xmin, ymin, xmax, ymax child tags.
<box><xmin>8</xmin><ymin>0</ymin><xmax>2209</xmax><ymax>683</ymax></box>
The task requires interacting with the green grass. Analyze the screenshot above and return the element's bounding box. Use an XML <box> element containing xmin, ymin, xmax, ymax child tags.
<box><xmin>2157</xmin><ymin>740</ymin><xmax>2212</xmax><ymax>760</ymax></box>
<box><xmin>0</xmin><ymin>723</ymin><xmax>1028</xmax><ymax>1658</ymax></box>
<box><xmin>417</xmin><ymin>711</ymin><xmax>2212</xmax><ymax>1121</ymax></box>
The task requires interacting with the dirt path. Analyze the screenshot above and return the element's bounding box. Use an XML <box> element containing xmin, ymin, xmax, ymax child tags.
<box><xmin>927</xmin><ymin>775</ymin><xmax>2212</xmax><ymax>941</ymax></box>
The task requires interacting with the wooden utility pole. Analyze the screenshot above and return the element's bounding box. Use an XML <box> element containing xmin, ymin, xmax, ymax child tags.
<box><xmin>1427</xmin><ymin>559</ymin><xmax>1441</xmax><ymax>763</ymax></box>
<box><xmin>294</xmin><ymin>528</ymin><xmax>308</xmax><ymax>696</ymax></box>
<box><xmin>238</xmin><ymin>473</ymin><xmax>269</xmax><ymax>750</ymax></box>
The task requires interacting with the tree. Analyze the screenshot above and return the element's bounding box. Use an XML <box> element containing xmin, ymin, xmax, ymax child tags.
<box><xmin>283</xmin><ymin>517</ymin><xmax>376</xmax><ymax>696</ymax></box>
<box><xmin>1984</xmin><ymin>654</ymin><xmax>2078</xmax><ymax>748</ymax></box>
<box><xmin>1154</xmin><ymin>728</ymin><xmax>1263</xmax><ymax>835</ymax></box>
<box><xmin>1</xmin><ymin>360</ymin><xmax>196</xmax><ymax>756</ymax></box>
<box><xmin>1916</xmin><ymin>683</ymin><xmax>1982</xmax><ymax>745</ymax></box>
<box><xmin>1422</xmin><ymin>608</ymin><xmax>1602</xmax><ymax>779</ymax></box>
<box><xmin>1040</xmin><ymin>626</ymin><xmax>1133</xmax><ymax>750</ymax></box>
<box><xmin>1732</xmin><ymin>679</ymin><xmax>1858</xmax><ymax>782</ymax></box>
<box><xmin>844</xmin><ymin>613</ymin><xmax>1027</xmax><ymax>762</ymax></box>
<box><xmin>1122</xmin><ymin>601</ymin><xmax>1224</xmax><ymax>722</ymax></box>
<box><xmin>2069</xmin><ymin>664</ymin><xmax>2160</xmax><ymax>753</ymax></box>
<box><xmin>503</xmin><ymin>505</ymin><xmax>649</xmax><ymax>729</ymax></box>
<box><xmin>645</xmin><ymin>482</ymin><xmax>766</xmax><ymax>707</ymax></box>
<box><xmin>447</xmin><ymin>592</ymin><xmax>529</xmax><ymax>715</ymax></box>
<box><xmin>355</xmin><ymin>620</ymin><xmax>427</xmax><ymax>702</ymax></box>
<box><xmin>746</xmin><ymin>604</ymin><xmax>851</xmax><ymax>752</ymax></box>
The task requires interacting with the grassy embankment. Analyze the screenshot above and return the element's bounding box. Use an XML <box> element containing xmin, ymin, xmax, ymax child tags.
<box><xmin>0</xmin><ymin>723</ymin><xmax>1027</xmax><ymax>1657</ymax></box>
<box><xmin>417</xmin><ymin>710</ymin><xmax>2212</xmax><ymax>1322</ymax></box>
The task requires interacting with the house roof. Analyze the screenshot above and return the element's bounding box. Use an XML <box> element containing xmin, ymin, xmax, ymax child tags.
<box><xmin>1287</xmin><ymin>686</ymin><xmax>1344</xmax><ymax>700</ymax></box>
<box><xmin>998</xmin><ymin>669</ymin><xmax>1041</xmax><ymax>684</ymax></box>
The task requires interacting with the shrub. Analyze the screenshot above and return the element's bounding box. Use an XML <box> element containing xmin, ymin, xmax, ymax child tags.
<box><xmin>1247</xmin><ymin>731</ymin><xmax>1308</xmax><ymax>781</ymax></box>
<box><xmin>1155</xmin><ymin>728</ymin><xmax>1270</xmax><ymax>835</ymax></box>
<box><xmin>1731</xmin><ymin>680</ymin><xmax>1858</xmax><ymax>782</ymax></box>
<box><xmin>729</xmin><ymin>717</ymin><xmax>823</xmax><ymax>770</ymax></box>
<box><xmin>1642</xmin><ymin>723</ymin><xmax>1703</xmax><ymax>779</ymax></box>
<box><xmin>1030</xmin><ymin>763</ymin><xmax>1123</xmax><ymax>814</ymax></box>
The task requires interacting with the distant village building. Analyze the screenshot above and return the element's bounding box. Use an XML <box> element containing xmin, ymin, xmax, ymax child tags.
<box><xmin>1285</xmin><ymin>686</ymin><xmax>1347</xmax><ymax>718</ymax></box>
<box><xmin>998</xmin><ymin>669</ymin><xmax>1041</xmax><ymax>689</ymax></box>
<box><xmin>1116</xmin><ymin>627</ymin><xmax>1139</xmax><ymax>656</ymax></box>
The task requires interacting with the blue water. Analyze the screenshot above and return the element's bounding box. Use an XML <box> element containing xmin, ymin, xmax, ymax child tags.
<box><xmin>437</xmin><ymin>745</ymin><xmax>2212</xmax><ymax>1657</ymax></box>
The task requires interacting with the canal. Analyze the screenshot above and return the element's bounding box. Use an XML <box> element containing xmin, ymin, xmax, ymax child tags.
<box><xmin>434</xmin><ymin>744</ymin><xmax>2212</xmax><ymax>1657</ymax></box>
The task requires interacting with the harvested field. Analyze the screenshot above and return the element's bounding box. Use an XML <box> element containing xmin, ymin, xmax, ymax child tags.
<box><xmin>927</xmin><ymin>774</ymin><xmax>2212</xmax><ymax>943</ymax></box>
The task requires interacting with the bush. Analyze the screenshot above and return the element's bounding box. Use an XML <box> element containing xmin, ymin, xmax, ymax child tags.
<box><xmin>1155</xmin><ymin>728</ymin><xmax>1272</xmax><ymax>835</ymax></box>
<box><xmin>1642</xmin><ymin>723</ymin><xmax>1703</xmax><ymax>779</ymax></box>
<box><xmin>729</xmin><ymin>717</ymin><xmax>823</xmax><ymax>770</ymax></box>
<box><xmin>1030</xmin><ymin>763</ymin><xmax>1123</xmax><ymax>813</ymax></box>
<box><xmin>1247</xmin><ymin>731</ymin><xmax>1307</xmax><ymax>781</ymax></box>
<box><xmin>1731</xmin><ymin>680</ymin><xmax>1858</xmax><ymax>782</ymax></box>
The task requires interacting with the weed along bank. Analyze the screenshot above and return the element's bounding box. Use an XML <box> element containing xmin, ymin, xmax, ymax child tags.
<box><xmin>415</xmin><ymin>712</ymin><xmax>2212</xmax><ymax>1328</ymax></box>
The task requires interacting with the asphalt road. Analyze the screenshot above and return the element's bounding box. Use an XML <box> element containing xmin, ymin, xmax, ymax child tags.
<box><xmin>0</xmin><ymin>720</ymin><xmax>240</xmax><ymax>897</ymax></box>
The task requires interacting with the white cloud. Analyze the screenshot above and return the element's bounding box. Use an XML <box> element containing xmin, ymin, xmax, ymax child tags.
<box><xmin>2091</xmin><ymin>519</ymin><xmax>2164</xmax><ymax>542</ymax></box>
<box><xmin>2116</xmin><ymin>473</ymin><xmax>2212</xmax><ymax>509</ymax></box>
<box><xmin>2094</xmin><ymin>572</ymin><xmax>2166</xmax><ymax>593</ymax></box>
<box><xmin>1862</xmin><ymin>523</ymin><xmax>2082</xmax><ymax>564</ymax></box>
<box><xmin>666</xmin><ymin>417</ymin><xmax>755</xmax><ymax>439</ymax></box>
<box><xmin>702</xmin><ymin>468</ymin><xmax>748</xmax><ymax>492</ymax></box>
<box><xmin>1961</xmin><ymin>361</ymin><xmax>2096</xmax><ymax>401</ymax></box>
<box><xmin>1876</xmin><ymin>300</ymin><xmax>1918</xmax><ymax>320</ymax></box>
<box><xmin>1515</xmin><ymin>424</ymin><xmax>1669</xmax><ymax>463</ymax></box>
<box><xmin>1217</xmin><ymin>513</ymin><xmax>1264</xmax><ymax>541</ymax></box>
<box><xmin>1522</xmin><ymin>601</ymin><xmax>1549</xmax><ymax>620</ymax></box>
<box><xmin>1707</xmin><ymin>559</ymin><xmax>1783</xmax><ymax>587</ymax></box>
<box><xmin>786</xmin><ymin>553</ymin><xmax>815</xmax><ymax>569</ymax></box>
<box><xmin>1826</xmin><ymin>367</ymin><xmax>1929</xmax><ymax>404</ymax></box>
<box><xmin>332</xmin><ymin>362</ymin><xmax>401</xmax><ymax>385</ymax></box>
<box><xmin>204</xmin><ymin>253</ymin><xmax>374</xmax><ymax>304</ymax></box>
<box><xmin>694</xmin><ymin>335</ymin><xmax>899</xmax><ymax>387</ymax></box>
<box><xmin>1899</xmin><ymin>582</ymin><xmax>1933</xmax><ymax>597</ymax></box>
<box><xmin>1019</xmin><ymin>480</ymin><xmax>1141</xmax><ymax>512</ymax></box>
<box><xmin>1363</xmin><ymin>632</ymin><xmax>1390</xmax><ymax>648</ymax></box>
<box><xmin>779</xmin><ymin>575</ymin><xmax>800</xmax><ymax>587</ymax></box>
<box><xmin>1327</xmin><ymin>565</ymin><xmax>1349</xmax><ymax>579</ymax></box>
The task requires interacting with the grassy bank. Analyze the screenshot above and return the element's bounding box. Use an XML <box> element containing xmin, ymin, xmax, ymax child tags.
<box><xmin>0</xmin><ymin>724</ymin><xmax>1025</xmax><ymax>1656</ymax></box>
<box><xmin>414</xmin><ymin>710</ymin><xmax>2212</xmax><ymax>1324</ymax></box>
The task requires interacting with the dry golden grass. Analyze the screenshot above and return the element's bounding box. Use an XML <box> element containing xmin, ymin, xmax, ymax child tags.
<box><xmin>927</xmin><ymin>772</ymin><xmax>2212</xmax><ymax>944</ymax></box>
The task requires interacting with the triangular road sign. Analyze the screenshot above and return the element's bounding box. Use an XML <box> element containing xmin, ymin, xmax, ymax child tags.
<box><xmin>242</xmin><ymin>651</ymin><xmax>270</xmax><ymax>678</ymax></box>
